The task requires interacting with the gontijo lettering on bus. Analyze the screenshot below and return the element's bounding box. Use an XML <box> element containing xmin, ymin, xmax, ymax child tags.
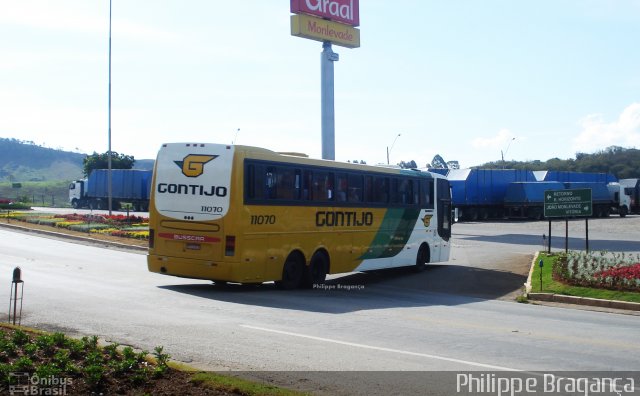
<box><xmin>291</xmin><ymin>0</ymin><xmax>360</xmax><ymax>27</ymax></box>
<box><xmin>316</xmin><ymin>211</ymin><xmax>373</xmax><ymax>227</ymax></box>
<box><xmin>157</xmin><ymin>183</ymin><xmax>228</xmax><ymax>197</ymax></box>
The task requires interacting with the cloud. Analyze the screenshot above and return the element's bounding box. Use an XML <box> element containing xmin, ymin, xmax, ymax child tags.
<box><xmin>0</xmin><ymin>2</ymin><xmax>178</xmax><ymax>43</ymax></box>
<box><xmin>472</xmin><ymin>128</ymin><xmax>516</xmax><ymax>149</ymax></box>
<box><xmin>573</xmin><ymin>103</ymin><xmax>640</xmax><ymax>153</ymax></box>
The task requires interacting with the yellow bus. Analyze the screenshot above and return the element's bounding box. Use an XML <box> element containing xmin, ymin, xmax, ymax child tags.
<box><xmin>147</xmin><ymin>143</ymin><xmax>452</xmax><ymax>289</ymax></box>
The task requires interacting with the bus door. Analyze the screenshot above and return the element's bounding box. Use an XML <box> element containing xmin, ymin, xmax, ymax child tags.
<box><xmin>437</xmin><ymin>178</ymin><xmax>452</xmax><ymax>241</ymax></box>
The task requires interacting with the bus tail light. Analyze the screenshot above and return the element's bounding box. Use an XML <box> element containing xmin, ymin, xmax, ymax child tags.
<box><xmin>225</xmin><ymin>235</ymin><xmax>236</xmax><ymax>256</ymax></box>
<box><xmin>149</xmin><ymin>229</ymin><xmax>155</xmax><ymax>249</ymax></box>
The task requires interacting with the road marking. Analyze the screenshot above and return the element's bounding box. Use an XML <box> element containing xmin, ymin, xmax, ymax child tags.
<box><xmin>241</xmin><ymin>324</ymin><xmax>519</xmax><ymax>371</ymax></box>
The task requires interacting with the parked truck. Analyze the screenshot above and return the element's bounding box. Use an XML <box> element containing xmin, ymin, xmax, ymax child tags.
<box><xmin>564</xmin><ymin>182</ymin><xmax>620</xmax><ymax>217</ymax></box>
<box><xmin>505</xmin><ymin>181</ymin><xmax>630</xmax><ymax>219</ymax></box>
<box><xmin>619</xmin><ymin>179</ymin><xmax>640</xmax><ymax>214</ymax></box>
<box><xmin>606</xmin><ymin>182</ymin><xmax>631</xmax><ymax>217</ymax></box>
<box><xmin>69</xmin><ymin>169</ymin><xmax>152</xmax><ymax>211</ymax></box>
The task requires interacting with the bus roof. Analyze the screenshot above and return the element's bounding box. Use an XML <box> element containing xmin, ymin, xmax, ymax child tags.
<box><xmin>232</xmin><ymin>144</ymin><xmax>440</xmax><ymax>179</ymax></box>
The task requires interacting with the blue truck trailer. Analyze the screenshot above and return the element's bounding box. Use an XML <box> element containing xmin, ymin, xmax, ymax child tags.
<box><xmin>68</xmin><ymin>169</ymin><xmax>153</xmax><ymax>211</ymax></box>
<box><xmin>448</xmin><ymin>169</ymin><xmax>536</xmax><ymax>221</ymax></box>
<box><xmin>504</xmin><ymin>181</ymin><xmax>565</xmax><ymax>220</ymax></box>
<box><xmin>534</xmin><ymin>171</ymin><xmax>617</xmax><ymax>184</ymax></box>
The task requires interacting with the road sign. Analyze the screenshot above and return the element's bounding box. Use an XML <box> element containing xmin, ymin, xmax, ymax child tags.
<box><xmin>290</xmin><ymin>14</ymin><xmax>361</xmax><ymax>48</ymax></box>
<box><xmin>544</xmin><ymin>188</ymin><xmax>592</xmax><ymax>218</ymax></box>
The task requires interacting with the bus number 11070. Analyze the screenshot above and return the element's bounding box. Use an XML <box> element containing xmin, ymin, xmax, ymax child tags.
<box><xmin>251</xmin><ymin>215</ymin><xmax>276</xmax><ymax>225</ymax></box>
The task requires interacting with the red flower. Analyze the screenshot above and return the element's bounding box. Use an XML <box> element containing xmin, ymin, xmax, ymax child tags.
<box><xmin>594</xmin><ymin>263</ymin><xmax>640</xmax><ymax>281</ymax></box>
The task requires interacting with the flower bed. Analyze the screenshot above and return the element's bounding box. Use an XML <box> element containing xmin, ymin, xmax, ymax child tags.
<box><xmin>2</xmin><ymin>212</ymin><xmax>149</xmax><ymax>241</ymax></box>
<box><xmin>554</xmin><ymin>251</ymin><xmax>640</xmax><ymax>292</ymax></box>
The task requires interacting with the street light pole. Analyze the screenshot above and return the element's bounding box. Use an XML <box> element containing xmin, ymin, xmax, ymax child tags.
<box><xmin>232</xmin><ymin>128</ymin><xmax>240</xmax><ymax>145</ymax></box>
<box><xmin>502</xmin><ymin>137</ymin><xmax>515</xmax><ymax>169</ymax></box>
<box><xmin>386</xmin><ymin>133</ymin><xmax>401</xmax><ymax>165</ymax></box>
<box><xmin>107</xmin><ymin>0</ymin><xmax>112</xmax><ymax>215</ymax></box>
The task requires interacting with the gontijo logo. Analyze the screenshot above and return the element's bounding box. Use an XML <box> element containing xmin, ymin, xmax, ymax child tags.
<box><xmin>174</xmin><ymin>154</ymin><xmax>217</xmax><ymax>177</ymax></box>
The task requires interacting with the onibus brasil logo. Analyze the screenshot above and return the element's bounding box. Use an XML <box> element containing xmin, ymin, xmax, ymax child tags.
<box><xmin>174</xmin><ymin>154</ymin><xmax>217</xmax><ymax>177</ymax></box>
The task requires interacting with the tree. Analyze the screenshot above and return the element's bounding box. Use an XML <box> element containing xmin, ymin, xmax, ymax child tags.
<box><xmin>430</xmin><ymin>155</ymin><xmax>447</xmax><ymax>169</ymax></box>
<box><xmin>446</xmin><ymin>161</ymin><xmax>460</xmax><ymax>169</ymax></box>
<box><xmin>399</xmin><ymin>160</ymin><xmax>418</xmax><ymax>169</ymax></box>
<box><xmin>83</xmin><ymin>151</ymin><xmax>135</xmax><ymax>177</ymax></box>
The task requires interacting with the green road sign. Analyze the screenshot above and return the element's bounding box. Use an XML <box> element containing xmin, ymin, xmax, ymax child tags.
<box><xmin>544</xmin><ymin>188</ymin><xmax>592</xmax><ymax>218</ymax></box>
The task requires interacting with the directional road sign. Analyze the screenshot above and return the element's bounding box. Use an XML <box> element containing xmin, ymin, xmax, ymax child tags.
<box><xmin>544</xmin><ymin>188</ymin><xmax>592</xmax><ymax>218</ymax></box>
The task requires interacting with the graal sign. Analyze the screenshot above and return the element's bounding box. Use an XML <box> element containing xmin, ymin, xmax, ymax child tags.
<box><xmin>291</xmin><ymin>0</ymin><xmax>360</xmax><ymax>27</ymax></box>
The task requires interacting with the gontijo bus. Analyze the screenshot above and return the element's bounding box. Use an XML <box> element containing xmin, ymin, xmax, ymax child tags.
<box><xmin>147</xmin><ymin>143</ymin><xmax>452</xmax><ymax>289</ymax></box>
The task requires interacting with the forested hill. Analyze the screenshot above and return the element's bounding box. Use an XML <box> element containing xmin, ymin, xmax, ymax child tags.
<box><xmin>479</xmin><ymin>146</ymin><xmax>640</xmax><ymax>179</ymax></box>
<box><xmin>0</xmin><ymin>138</ymin><xmax>85</xmax><ymax>181</ymax></box>
<box><xmin>0</xmin><ymin>138</ymin><xmax>154</xmax><ymax>182</ymax></box>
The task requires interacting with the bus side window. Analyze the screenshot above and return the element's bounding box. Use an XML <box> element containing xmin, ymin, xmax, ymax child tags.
<box><xmin>412</xmin><ymin>180</ymin><xmax>419</xmax><ymax>204</ymax></box>
<box><xmin>336</xmin><ymin>173</ymin><xmax>348</xmax><ymax>202</ymax></box>
<box><xmin>311</xmin><ymin>171</ymin><xmax>332</xmax><ymax>202</ymax></box>
<box><xmin>348</xmin><ymin>174</ymin><xmax>362</xmax><ymax>202</ymax></box>
<box><xmin>246</xmin><ymin>164</ymin><xmax>256</xmax><ymax>199</ymax></box>
<box><xmin>295</xmin><ymin>170</ymin><xmax>302</xmax><ymax>200</ymax></box>
<box><xmin>373</xmin><ymin>176</ymin><xmax>389</xmax><ymax>203</ymax></box>
<box><xmin>398</xmin><ymin>178</ymin><xmax>410</xmax><ymax>204</ymax></box>
<box><xmin>363</xmin><ymin>176</ymin><xmax>373</xmax><ymax>203</ymax></box>
<box><xmin>327</xmin><ymin>173</ymin><xmax>334</xmax><ymax>200</ymax></box>
<box><xmin>390</xmin><ymin>178</ymin><xmax>399</xmax><ymax>204</ymax></box>
<box><xmin>248</xmin><ymin>164</ymin><xmax>265</xmax><ymax>200</ymax></box>
<box><xmin>265</xmin><ymin>167</ymin><xmax>276</xmax><ymax>199</ymax></box>
<box><xmin>302</xmin><ymin>170</ymin><xmax>311</xmax><ymax>200</ymax></box>
<box><xmin>275</xmin><ymin>167</ymin><xmax>297</xmax><ymax>200</ymax></box>
<box><xmin>420</xmin><ymin>179</ymin><xmax>434</xmax><ymax>209</ymax></box>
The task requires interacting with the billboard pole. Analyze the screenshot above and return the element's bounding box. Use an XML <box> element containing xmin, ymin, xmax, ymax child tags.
<box><xmin>321</xmin><ymin>41</ymin><xmax>338</xmax><ymax>160</ymax></box>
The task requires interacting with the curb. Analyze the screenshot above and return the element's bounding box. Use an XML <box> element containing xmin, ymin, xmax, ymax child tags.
<box><xmin>527</xmin><ymin>292</ymin><xmax>640</xmax><ymax>311</ymax></box>
<box><xmin>0</xmin><ymin>221</ymin><xmax>147</xmax><ymax>253</ymax></box>
<box><xmin>524</xmin><ymin>252</ymin><xmax>640</xmax><ymax>312</ymax></box>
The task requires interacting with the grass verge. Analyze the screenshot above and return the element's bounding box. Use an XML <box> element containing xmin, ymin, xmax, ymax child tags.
<box><xmin>191</xmin><ymin>372</ymin><xmax>307</xmax><ymax>396</ymax></box>
<box><xmin>531</xmin><ymin>252</ymin><xmax>640</xmax><ymax>303</ymax></box>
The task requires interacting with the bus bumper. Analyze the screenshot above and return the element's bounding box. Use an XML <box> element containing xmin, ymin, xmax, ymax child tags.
<box><xmin>147</xmin><ymin>254</ymin><xmax>236</xmax><ymax>282</ymax></box>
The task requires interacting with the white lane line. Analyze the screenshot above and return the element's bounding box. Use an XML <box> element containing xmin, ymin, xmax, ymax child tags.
<box><xmin>241</xmin><ymin>324</ymin><xmax>520</xmax><ymax>371</ymax></box>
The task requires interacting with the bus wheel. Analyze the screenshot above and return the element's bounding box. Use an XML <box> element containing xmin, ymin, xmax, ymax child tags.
<box><xmin>302</xmin><ymin>251</ymin><xmax>328</xmax><ymax>288</ymax></box>
<box><xmin>276</xmin><ymin>252</ymin><xmax>305</xmax><ymax>290</ymax></box>
<box><xmin>414</xmin><ymin>244</ymin><xmax>430</xmax><ymax>273</ymax></box>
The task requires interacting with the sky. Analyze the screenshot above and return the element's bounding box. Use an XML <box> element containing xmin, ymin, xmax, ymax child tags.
<box><xmin>1</xmin><ymin>0</ymin><xmax>639</xmax><ymax>169</ymax></box>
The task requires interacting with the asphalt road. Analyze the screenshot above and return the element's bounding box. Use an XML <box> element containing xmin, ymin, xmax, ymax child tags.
<box><xmin>1</xmin><ymin>216</ymin><xmax>639</xmax><ymax>394</ymax></box>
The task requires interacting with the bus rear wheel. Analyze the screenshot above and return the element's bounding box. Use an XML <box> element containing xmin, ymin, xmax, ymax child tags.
<box><xmin>302</xmin><ymin>251</ymin><xmax>328</xmax><ymax>288</ymax></box>
<box><xmin>276</xmin><ymin>252</ymin><xmax>305</xmax><ymax>290</ymax></box>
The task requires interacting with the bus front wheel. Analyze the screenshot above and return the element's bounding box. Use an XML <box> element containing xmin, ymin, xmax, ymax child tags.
<box><xmin>276</xmin><ymin>252</ymin><xmax>305</xmax><ymax>290</ymax></box>
<box><xmin>414</xmin><ymin>244</ymin><xmax>430</xmax><ymax>273</ymax></box>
